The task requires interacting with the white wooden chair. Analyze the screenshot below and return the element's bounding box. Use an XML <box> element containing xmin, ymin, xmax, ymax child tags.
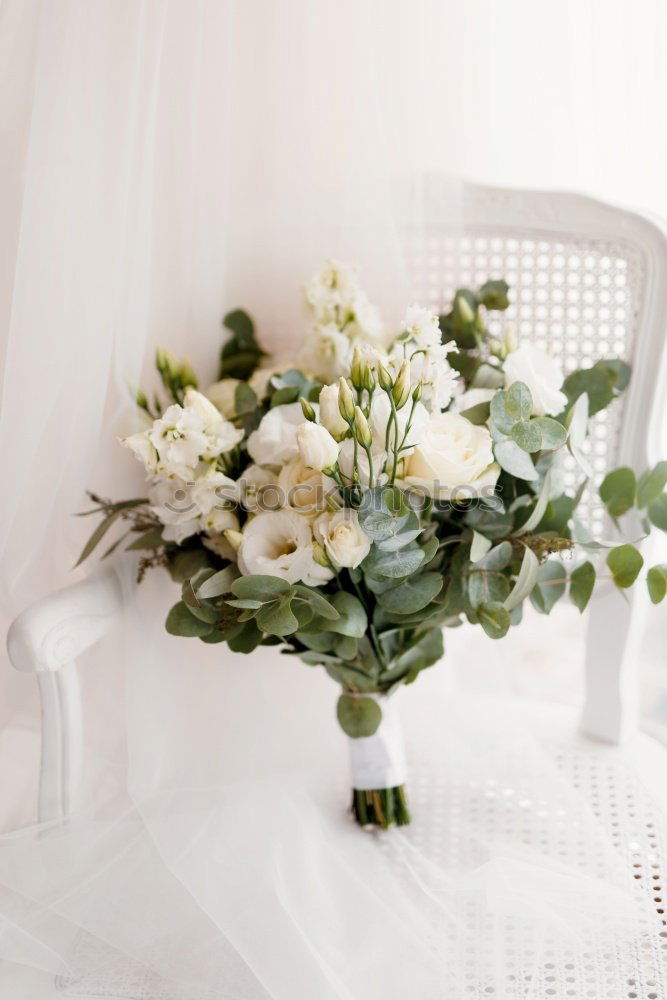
<box><xmin>5</xmin><ymin>182</ymin><xmax>667</xmax><ymax>998</ymax></box>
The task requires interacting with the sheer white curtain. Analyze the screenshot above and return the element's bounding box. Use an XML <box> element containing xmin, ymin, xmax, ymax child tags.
<box><xmin>0</xmin><ymin>2</ymin><xmax>665</xmax><ymax>997</ymax></box>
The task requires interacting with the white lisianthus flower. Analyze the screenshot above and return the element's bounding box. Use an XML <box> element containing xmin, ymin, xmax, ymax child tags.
<box><xmin>318</xmin><ymin>383</ymin><xmax>349</xmax><ymax>439</ymax></box>
<box><xmin>240</xmin><ymin>464</ymin><xmax>279</xmax><ymax>512</ymax></box>
<box><xmin>148</xmin><ymin>477</ymin><xmax>200</xmax><ymax>543</ymax></box>
<box><xmin>337</xmin><ymin>438</ymin><xmax>387</xmax><ymax>488</ymax></box>
<box><xmin>190</xmin><ymin>468</ymin><xmax>239</xmax><ymax>515</ymax></box>
<box><xmin>277</xmin><ymin>457</ymin><xmax>337</xmax><ymax>518</ymax></box>
<box><xmin>389</xmin><ymin>338</ymin><xmax>459</xmax><ymax>413</ymax></box>
<box><xmin>122</xmin><ymin>431</ymin><xmax>160</xmax><ymax>474</ymax></box>
<box><xmin>401</xmin><ymin>304</ymin><xmax>441</xmax><ymax>348</ymax></box>
<box><xmin>205</xmin><ymin>378</ymin><xmax>240</xmax><ymax>419</ymax></box>
<box><xmin>314</xmin><ymin>509</ymin><xmax>371</xmax><ymax>569</ymax></box>
<box><xmin>298</xmin><ymin>322</ymin><xmax>353</xmax><ymax>383</ymax></box>
<box><xmin>404</xmin><ymin>412</ymin><xmax>500</xmax><ymax>500</ymax></box>
<box><xmin>296</xmin><ymin>421</ymin><xmax>339</xmax><ymax>472</ymax></box>
<box><xmin>200</xmin><ymin>507</ymin><xmax>241</xmax><ymax>561</ymax></box>
<box><xmin>452</xmin><ymin>388</ymin><xmax>496</xmax><ymax>413</ymax></box>
<box><xmin>369</xmin><ymin>394</ymin><xmax>430</xmax><ymax>455</ymax></box>
<box><xmin>305</xmin><ymin>260</ymin><xmax>359</xmax><ymax>319</ymax></box>
<box><xmin>146</xmin><ymin>389</ymin><xmax>243</xmax><ymax>478</ymax></box>
<box><xmin>503</xmin><ymin>344</ymin><xmax>568</xmax><ymax>417</ymax></box>
<box><xmin>247</xmin><ymin>402</ymin><xmax>313</xmax><ymax>466</ymax></box>
<box><xmin>238</xmin><ymin>509</ymin><xmax>333</xmax><ymax>585</ymax></box>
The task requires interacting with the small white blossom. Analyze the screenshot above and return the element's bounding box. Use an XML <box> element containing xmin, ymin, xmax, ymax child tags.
<box><xmin>401</xmin><ymin>304</ymin><xmax>441</xmax><ymax>348</ymax></box>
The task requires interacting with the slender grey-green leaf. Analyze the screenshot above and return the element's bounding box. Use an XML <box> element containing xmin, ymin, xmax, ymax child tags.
<box><xmin>504</xmin><ymin>546</ymin><xmax>539</xmax><ymax>611</ymax></box>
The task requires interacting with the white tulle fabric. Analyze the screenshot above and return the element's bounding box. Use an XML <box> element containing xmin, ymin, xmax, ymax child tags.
<box><xmin>0</xmin><ymin>2</ymin><xmax>661</xmax><ymax>997</ymax></box>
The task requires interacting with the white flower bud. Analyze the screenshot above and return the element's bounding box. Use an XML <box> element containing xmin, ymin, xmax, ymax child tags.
<box><xmin>296</xmin><ymin>421</ymin><xmax>340</xmax><ymax>472</ymax></box>
<box><xmin>318</xmin><ymin>383</ymin><xmax>349</xmax><ymax>440</ymax></box>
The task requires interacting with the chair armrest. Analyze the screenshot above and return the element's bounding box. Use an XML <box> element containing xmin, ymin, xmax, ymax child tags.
<box><xmin>6</xmin><ymin>562</ymin><xmax>126</xmax><ymax>674</ymax></box>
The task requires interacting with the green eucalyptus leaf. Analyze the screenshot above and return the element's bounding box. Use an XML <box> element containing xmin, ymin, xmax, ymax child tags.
<box><xmin>225</xmin><ymin>598</ymin><xmax>263</xmax><ymax>610</ymax></box>
<box><xmin>196</xmin><ymin>566</ymin><xmax>238</xmax><ymax>599</ymax></box>
<box><xmin>504</xmin><ymin>546</ymin><xmax>539</xmax><ymax>611</ymax></box>
<box><xmin>291</xmin><ymin>585</ymin><xmax>340</xmax><ymax>620</ymax></box>
<box><xmin>532</xmin><ymin>417</ymin><xmax>567</xmax><ymax>450</ymax></box>
<box><xmin>165</xmin><ymin>602</ymin><xmax>214</xmax><ymax>638</ymax></box>
<box><xmin>570</xmin><ymin>561</ymin><xmax>596</xmax><ymax>613</ymax></box>
<box><xmin>295</xmin><ymin>630</ymin><xmax>338</xmax><ymax>652</ymax></box>
<box><xmin>378</xmin><ymin>572</ymin><xmax>444</xmax><ymax>614</ymax></box>
<box><xmin>368</xmin><ymin>545</ymin><xmax>425</xmax><ymax>578</ymax></box>
<box><xmin>648</xmin><ymin>493</ymin><xmax>667</xmax><ymax>531</ymax></box>
<box><xmin>256</xmin><ymin>598</ymin><xmax>299</xmax><ymax>636</ymax></box>
<box><xmin>381</xmin><ymin>628</ymin><xmax>443</xmax><ymax>685</ymax></box>
<box><xmin>468</xmin><ymin>568</ymin><xmax>511</xmax><ymax>609</ymax></box>
<box><xmin>490</xmin><ymin>391</ymin><xmax>515</xmax><ymax>435</ymax></box>
<box><xmin>637</xmin><ymin>462</ymin><xmax>667</xmax><ymax>509</ymax></box>
<box><xmin>529</xmin><ymin>561</ymin><xmax>567</xmax><ymax>614</ymax></box>
<box><xmin>336</xmin><ymin>694</ymin><xmax>382</xmax><ymax>738</ymax></box>
<box><xmin>231</xmin><ymin>575</ymin><xmax>292</xmax><ymax>603</ymax></box>
<box><xmin>647</xmin><ymin>565</ymin><xmax>667</xmax><ymax>604</ymax></box>
<box><xmin>511</xmin><ymin>420</ymin><xmax>542</xmax><ymax>453</ymax></box>
<box><xmin>599</xmin><ymin>466</ymin><xmax>636</xmax><ymax>519</ymax></box>
<box><xmin>327</xmin><ymin>592</ymin><xmax>367</xmax><ymax>638</ymax></box>
<box><xmin>505</xmin><ymin>381</ymin><xmax>533</xmax><ymax>422</ymax></box>
<box><xmin>494</xmin><ymin>439</ymin><xmax>539</xmax><ymax>480</ymax></box>
<box><xmin>227</xmin><ymin>619</ymin><xmax>263</xmax><ymax>653</ymax></box>
<box><xmin>606</xmin><ymin>543</ymin><xmax>644</xmax><ymax>589</ymax></box>
<box><xmin>478</xmin><ymin>602</ymin><xmax>510</xmax><ymax>639</ymax></box>
<box><xmin>169</xmin><ymin>549</ymin><xmax>214</xmax><ymax>583</ymax></box>
<box><xmin>474</xmin><ymin>540</ymin><xmax>513</xmax><ymax>571</ymax></box>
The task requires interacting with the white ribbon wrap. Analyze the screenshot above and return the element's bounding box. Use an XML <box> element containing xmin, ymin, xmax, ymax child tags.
<box><xmin>347</xmin><ymin>693</ymin><xmax>407</xmax><ymax>790</ymax></box>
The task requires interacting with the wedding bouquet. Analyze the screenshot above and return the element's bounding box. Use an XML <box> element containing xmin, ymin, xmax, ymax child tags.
<box><xmin>81</xmin><ymin>261</ymin><xmax>667</xmax><ymax>828</ymax></box>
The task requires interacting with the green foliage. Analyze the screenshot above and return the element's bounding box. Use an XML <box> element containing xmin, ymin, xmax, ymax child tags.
<box><xmin>570</xmin><ymin>561</ymin><xmax>595</xmax><ymax>613</ymax></box>
<box><xmin>562</xmin><ymin>359</ymin><xmax>630</xmax><ymax>416</ymax></box>
<box><xmin>268</xmin><ymin>369</ymin><xmax>322</xmax><ymax>407</ymax></box>
<box><xmin>478</xmin><ymin>279</ymin><xmax>510</xmax><ymax>311</ymax></box>
<box><xmin>607</xmin><ymin>544</ymin><xmax>644</xmax><ymax>589</ymax></box>
<box><xmin>648</xmin><ymin>493</ymin><xmax>667</xmax><ymax>531</ymax></box>
<box><xmin>478</xmin><ymin>603</ymin><xmax>510</xmax><ymax>639</ymax></box>
<box><xmin>219</xmin><ymin>309</ymin><xmax>265</xmax><ymax>380</ymax></box>
<box><xmin>647</xmin><ymin>565</ymin><xmax>667</xmax><ymax>604</ymax></box>
<box><xmin>377</xmin><ymin>573</ymin><xmax>443</xmax><ymax>614</ymax></box>
<box><xmin>637</xmin><ymin>462</ymin><xmax>667</xmax><ymax>509</ymax></box>
<box><xmin>166</xmin><ymin>602</ymin><xmax>215</xmax><ymax>638</ymax></box>
<box><xmin>336</xmin><ymin>694</ymin><xmax>382</xmax><ymax>738</ymax></box>
<box><xmin>599</xmin><ymin>467</ymin><xmax>636</xmax><ymax>518</ymax></box>
<box><xmin>529</xmin><ymin>561</ymin><xmax>567</xmax><ymax>614</ymax></box>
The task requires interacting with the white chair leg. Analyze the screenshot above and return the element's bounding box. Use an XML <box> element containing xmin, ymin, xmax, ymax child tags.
<box><xmin>37</xmin><ymin>663</ymin><xmax>82</xmax><ymax>823</ymax></box>
<box><xmin>581</xmin><ymin>584</ymin><xmax>648</xmax><ymax>744</ymax></box>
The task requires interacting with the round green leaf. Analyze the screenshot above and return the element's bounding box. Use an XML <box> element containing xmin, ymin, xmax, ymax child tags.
<box><xmin>494</xmin><ymin>439</ymin><xmax>539</xmax><ymax>480</ymax></box>
<box><xmin>648</xmin><ymin>493</ymin><xmax>667</xmax><ymax>531</ymax></box>
<box><xmin>637</xmin><ymin>462</ymin><xmax>667</xmax><ymax>509</ymax></box>
<box><xmin>606</xmin><ymin>544</ymin><xmax>644</xmax><ymax>589</ymax></box>
<box><xmin>570</xmin><ymin>561</ymin><xmax>596</xmax><ymax>613</ymax></box>
<box><xmin>477</xmin><ymin>602</ymin><xmax>510</xmax><ymax>639</ymax></box>
<box><xmin>378</xmin><ymin>573</ymin><xmax>444</xmax><ymax>614</ymax></box>
<box><xmin>599</xmin><ymin>466</ymin><xmax>636</xmax><ymax>518</ymax></box>
<box><xmin>529</xmin><ymin>561</ymin><xmax>567</xmax><ymax>614</ymax></box>
<box><xmin>505</xmin><ymin>381</ymin><xmax>533</xmax><ymax>422</ymax></box>
<box><xmin>336</xmin><ymin>694</ymin><xmax>382</xmax><ymax>738</ymax></box>
<box><xmin>255</xmin><ymin>598</ymin><xmax>299</xmax><ymax>636</ymax></box>
<box><xmin>165</xmin><ymin>602</ymin><xmax>214</xmax><ymax>638</ymax></box>
<box><xmin>328</xmin><ymin>592</ymin><xmax>368</xmax><ymax>637</ymax></box>
<box><xmin>511</xmin><ymin>420</ymin><xmax>542</xmax><ymax>453</ymax></box>
<box><xmin>532</xmin><ymin>417</ymin><xmax>567</xmax><ymax>451</ymax></box>
<box><xmin>647</xmin><ymin>565</ymin><xmax>667</xmax><ymax>604</ymax></box>
<box><xmin>231</xmin><ymin>575</ymin><xmax>292</xmax><ymax>603</ymax></box>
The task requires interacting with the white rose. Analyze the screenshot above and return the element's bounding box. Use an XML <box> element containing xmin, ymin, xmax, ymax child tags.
<box><xmin>247</xmin><ymin>402</ymin><xmax>312</xmax><ymax>466</ymax></box>
<box><xmin>205</xmin><ymin>378</ymin><xmax>240</xmax><ymax>419</ymax></box>
<box><xmin>296</xmin><ymin>421</ymin><xmax>339</xmax><ymax>472</ymax></box>
<box><xmin>278</xmin><ymin>457</ymin><xmax>336</xmax><ymax>518</ymax></box>
<box><xmin>148</xmin><ymin>477</ymin><xmax>200</xmax><ymax>542</ymax></box>
<box><xmin>337</xmin><ymin>438</ymin><xmax>387</xmax><ymax>488</ymax></box>
<box><xmin>404</xmin><ymin>412</ymin><xmax>500</xmax><ymax>500</ymax></box>
<box><xmin>314</xmin><ymin>509</ymin><xmax>371</xmax><ymax>569</ymax></box>
<box><xmin>318</xmin><ymin>383</ymin><xmax>349</xmax><ymax>439</ymax></box>
<box><xmin>122</xmin><ymin>430</ymin><xmax>160</xmax><ymax>474</ymax></box>
<box><xmin>238</xmin><ymin>509</ymin><xmax>333</xmax><ymax>586</ymax></box>
<box><xmin>369</xmin><ymin>394</ymin><xmax>430</xmax><ymax>455</ymax></box>
<box><xmin>503</xmin><ymin>344</ymin><xmax>567</xmax><ymax>417</ymax></box>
